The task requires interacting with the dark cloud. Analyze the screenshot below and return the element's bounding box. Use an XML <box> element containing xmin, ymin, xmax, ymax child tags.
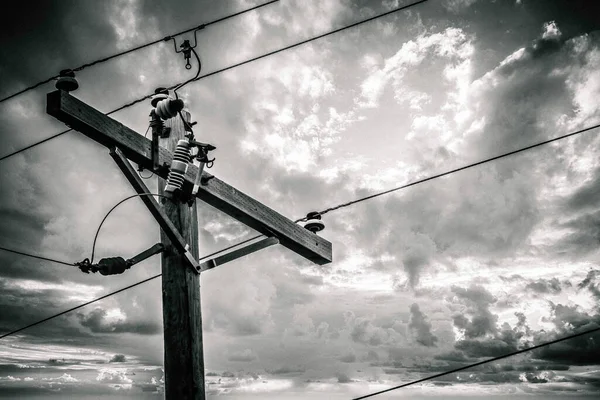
<box><xmin>434</xmin><ymin>350</ymin><xmax>468</xmax><ymax>362</ymax></box>
<box><xmin>565</xmin><ymin>167</ymin><xmax>600</xmax><ymax>212</ymax></box>
<box><xmin>557</xmin><ymin>209</ymin><xmax>600</xmax><ymax>255</ymax></box>
<box><xmin>451</xmin><ymin>284</ymin><xmax>498</xmax><ymax>339</ymax></box>
<box><xmin>450</xmin><ymin>286</ymin><xmax>536</xmax><ymax>360</ymax></box>
<box><xmin>525</xmin><ymin>277</ymin><xmax>563</xmax><ymax>294</ymax></box>
<box><xmin>336</xmin><ymin>372</ymin><xmax>352</xmax><ymax>383</ymax></box>
<box><xmin>408</xmin><ymin>303</ymin><xmax>438</xmax><ymax>347</ymax></box>
<box><xmin>266</xmin><ymin>365</ymin><xmax>305</xmax><ymax>376</ymax></box>
<box><xmin>338</xmin><ymin>351</ymin><xmax>356</xmax><ymax>363</ymax></box>
<box><xmin>533</xmin><ymin>304</ymin><xmax>600</xmax><ymax>365</ymax></box>
<box><xmin>455</xmin><ymin>337</ymin><xmax>517</xmax><ymax>358</ymax></box>
<box><xmin>77</xmin><ymin>307</ymin><xmax>160</xmax><ymax>335</ymax></box>
<box><xmin>578</xmin><ymin>269</ymin><xmax>600</xmax><ymax>300</ymax></box>
<box><xmin>0</xmin><ymin>1</ymin><xmax>118</xmax><ymax>97</ymax></box>
<box><xmin>109</xmin><ymin>354</ymin><xmax>126</xmax><ymax>363</ymax></box>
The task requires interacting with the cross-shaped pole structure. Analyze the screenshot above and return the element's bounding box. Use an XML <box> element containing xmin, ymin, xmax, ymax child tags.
<box><xmin>46</xmin><ymin>89</ymin><xmax>332</xmax><ymax>399</ymax></box>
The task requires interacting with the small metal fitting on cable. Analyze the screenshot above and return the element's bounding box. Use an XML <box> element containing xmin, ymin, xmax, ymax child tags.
<box><xmin>303</xmin><ymin>211</ymin><xmax>325</xmax><ymax>233</ymax></box>
<box><xmin>56</xmin><ymin>69</ymin><xmax>79</xmax><ymax>92</ymax></box>
<box><xmin>76</xmin><ymin>257</ymin><xmax>129</xmax><ymax>275</ymax></box>
<box><xmin>190</xmin><ymin>141</ymin><xmax>216</xmax><ymax>195</ymax></box>
<box><xmin>169</xmin><ymin>29</ymin><xmax>202</xmax><ymax>70</ymax></box>
<box><xmin>76</xmin><ymin>243</ymin><xmax>166</xmax><ymax>276</ymax></box>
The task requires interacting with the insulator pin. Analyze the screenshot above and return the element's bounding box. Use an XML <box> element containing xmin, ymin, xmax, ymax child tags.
<box><xmin>155</xmin><ymin>98</ymin><xmax>185</xmax><ymax>120</ymax></box>
<box><xmin>56</xmin><ymin>69</ymin><xmax>79</xmax><ymax>92</ymax></box>
<box><xmin>303</xmin><ymin>211</ymin><xmax>325</xmax><ymax>233</ymax></box>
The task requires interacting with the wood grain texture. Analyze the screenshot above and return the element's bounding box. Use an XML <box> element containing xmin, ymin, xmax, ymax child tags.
<box><xmin>159</xmin><ymin>111</ymin><xmax>205</xmax><ymax>400</ymax></box>
<box><xmin>47</xmin><ymin>90</ymin><xmax>332</xmax><ymax>264</ymax></box>
<box><xmin>109</xmin><ymin>148</ymin><xmax>191</xmax><ymax>256</ymax></box>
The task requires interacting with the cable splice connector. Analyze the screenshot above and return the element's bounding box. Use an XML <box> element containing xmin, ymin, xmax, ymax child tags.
<box><xmin>76</xmin><ymin>243</ymin><xmax>166</xmax><ymax>276</ymax></box>
<box><xmin>96</xmin><ymin>257</ymin><xmax>130</xmax><ymax>275</ymax></box>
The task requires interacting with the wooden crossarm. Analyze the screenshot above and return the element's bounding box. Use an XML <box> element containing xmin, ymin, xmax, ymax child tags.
<box><xmin>47</xmin><ymin>90</ymin><xmax>332</xmax><ymax>265</ymax></box>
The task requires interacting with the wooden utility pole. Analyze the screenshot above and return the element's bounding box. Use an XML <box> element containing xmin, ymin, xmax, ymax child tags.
<box><xmin>46</xmin><ymin>89</ymin><xmax>332</xmax><ymax>400</ymax></box>
<box><xmin>159</xmin><ymin>111</ymin><xmax>205</xmax><ymax>399</ymax></box>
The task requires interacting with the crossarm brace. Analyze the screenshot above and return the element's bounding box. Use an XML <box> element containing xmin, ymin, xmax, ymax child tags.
<box><xmin>199</xmin><ymin>236</ymin><xmax>279</xmax><ymax>272</ymax></box>
<box><xmin>109</xmin><ymin>147</ymin><xmax>200</xmax><ymax>273</ymax></box>
<box><xmin>46</xmin><ymin>90</ymin><xmax>331</xmax><ymax>265</ymax></box>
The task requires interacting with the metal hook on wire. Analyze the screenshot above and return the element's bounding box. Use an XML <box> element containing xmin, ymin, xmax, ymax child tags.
<box><xmin>169</xmin><ymin>27</ymin><xmax>203</xmax><ymax>70</ymax></box>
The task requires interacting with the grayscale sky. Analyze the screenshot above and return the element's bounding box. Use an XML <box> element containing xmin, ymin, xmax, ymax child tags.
<box><xmin>0</xmin><ymin>0</ymin><xmax>599</xmax><ymax>398</ymax></box>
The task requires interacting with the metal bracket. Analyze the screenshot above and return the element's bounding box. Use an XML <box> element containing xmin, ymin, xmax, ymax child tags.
<box><xmin>109</xmin><ymin>147</ymin><xmax>201</xmax><ymax>274</ymax></box>
<box><xmin>127</xmin><ymin>243</ymin><xmax>167</xmax><ymax>267</ymax></box>
<box><xmin>199</xmin><ymin>236</ymin><xmax>279</xmax><ymax>272</ymax></box>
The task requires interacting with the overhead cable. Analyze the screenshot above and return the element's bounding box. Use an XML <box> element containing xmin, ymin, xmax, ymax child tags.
<box><xmin>304</xmin><ymin>123</ymin><xmax>600</xmax><ymax>221</ymax></box>
<box><xmin>0</xmin><ymin>0</ymin><xmax>429</xmax><ymax>163</ymax></box>
<box><xmin>0</xmin><ymin>245</ymin><xmax>73</xmax><ymax>267</ymax></box>
<box><xmin>0</xmin><ymin>0</ymin><xmax>280</xmax><ymax>105</ymax></box>
<box><xmin>353</xmin><ymin>326</ymin><xmax>600</xmax><ymax>399</ymax></box>
<box><xmin>0</xmin><ymin>274</ymin><xmax>162</xmax><ymax>340</ymax></box>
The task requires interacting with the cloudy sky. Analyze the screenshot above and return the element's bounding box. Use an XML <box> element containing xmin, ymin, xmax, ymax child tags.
<box><xmin>1</xmin><ymin>0</ymin><xmax>600</xmax><ymax>398</ymax></box>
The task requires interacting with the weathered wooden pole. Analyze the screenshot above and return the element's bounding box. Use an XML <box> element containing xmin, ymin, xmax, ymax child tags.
<box><xmin>159</xmin><ymin>110</ymin><xmax>205</xmax><ymax>399</ymax></box>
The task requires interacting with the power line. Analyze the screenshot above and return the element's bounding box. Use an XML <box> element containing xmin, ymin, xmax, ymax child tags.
<box><xmin>0</xmin><ymin>228</ymin><xmax>299</xmax><ymax>340</ymax></box>
<box><xmin>0</xmin><ymin>212</ymin><xmax>309</xmax><ymax>339</ymax></box>
<box><xmin>173</xmin><ymin>0</ymin><xmax>430</xmax><ymax>93</ymax></box>
<box><xmin>0</xmin><ymin>273</ymin><xmax>162</xmax><ymax>340</ymax></box>
<box><xmin>352</xmin><ymin>326</ymin><xmax>600</xmax><ymax>399</ymax></box>
<box><xmin>0</xmin><ymin>245</ymin><xmax>73</xmax><ymax>267</ymax></box>
<box><xmin>90</xmin><ymin>193</ymin><xmax>170</xmax><ymax>264</ymax></box>
<box><xmin>304</xmin><ymin>123</ymin><xmax>600</xmax><ymax>221</ymax></box>
<box><xmin>0</xmin><ymin>0</ymin><xmax>429</xmax><ymax>163</ymax></box>
<box><xmin>0</xmin><ymin>0</ymin><xmax>280</xmax><ymax>105</ymax></box>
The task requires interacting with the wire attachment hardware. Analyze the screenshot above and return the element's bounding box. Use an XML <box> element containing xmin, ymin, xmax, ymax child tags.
<box><xmin>303</xmin><ymin>211</ymin><xmax>325</xmax><ymax>233</ymax></box>
<box><xmin>76</xmin><ymin>243</ymin><xmax>166</xmax><ymax>276</ymax></box>
<box><xmin>190</xmin><ymin>140</ymin><xmax>216</xmax><ymax>195</ymax></box>
<box><xmin>56</xmin><ymin>69</ymin><xmax>79</xmax><ymax>92</ymax></box>
<box><xmin>169</xmin><ymin>27</ymin><xmax>203</xmax><ymax>70</ymax></box>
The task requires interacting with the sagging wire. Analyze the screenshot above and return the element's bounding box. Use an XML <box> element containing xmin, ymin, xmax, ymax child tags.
<box><xmin>353</xmin><ymin>326</ymin><xmax>600</xmax><ymax>399</ymax></box>
<box><xmin>88</xmin><ymin>193</ymin><xmax>170</xmax><ymax>265</ymax></box>
<box><xmin>172</xmin><ymin>47</ymin><xmax>202</xmax><ymax>138</ymax></box>
<box><xmin>0</xmin><ymin>0</ymin><xmax>279</xmax><ymax>105</ymax></box>
<box><xmin>0</xmin><ymin>0</ymin><xmax>427</xmax><ymax>164</ymax></box>
<box><xmin>0</xmin><ymin>245</ymin><xmax>74</xmax><ymax>267</ymax></box>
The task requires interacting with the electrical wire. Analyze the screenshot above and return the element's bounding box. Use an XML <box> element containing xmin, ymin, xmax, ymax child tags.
<box><xmin>90</xmin><ymin>193</ymin><xmax>170</xmax><ymax>264</ymax></box>
<box><xmin>197</xmin><ymin>214</ymin><xmax>310</xmax><ymax>261</ymax></box>
<box><xmin>0</xmin><ymin>245</ymin><xmax>73</xmax><ymax>267</ymax></box>
<box><xmin>352</xmin><ymin>326</ymin><xmax>600</xmax><ymax>399</ymax></box>
<box><xmin>174</xmin><ymin>48</ymin><xmax>202</xmax><ymax>95</ymax></box>
<box><xmin>0</xmin><ymin>232</ymin><xmax>278</xmax><ymax>340</ymax></box>
<box><xmin>0</xmin><ymin>0</ymin><xmax>279</xmax><ymax>105</ymax></box>
<box><xmin>0</xmin><ymin>273</ymin><xmax>162</xmax><ymax>340</ymax></box>
<box><xmin>295</xmin><ymin>123</ymin><xmax>600</xmax><ymax>222</ymax></box>
<box><xmin>0</xmin><ymin>0</ymin><xmax>428</xmax><ymax>164</ymax></box>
